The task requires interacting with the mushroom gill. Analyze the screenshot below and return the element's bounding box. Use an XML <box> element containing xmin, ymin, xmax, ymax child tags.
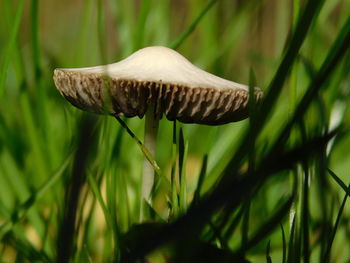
<box><xmin>53</xmin><ymin>46</ymin><xmax>263</xmax><ymax>125</ymax></box>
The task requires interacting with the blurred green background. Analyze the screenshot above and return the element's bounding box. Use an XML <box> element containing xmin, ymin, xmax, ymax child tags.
<box><xmin>0</xmin><ymin>0</ymin><xmax>350</xmax><ymax>262</ymax></box>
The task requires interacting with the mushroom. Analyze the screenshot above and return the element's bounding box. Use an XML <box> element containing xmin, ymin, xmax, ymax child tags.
<box><xmin>53</xmin><ymin>46</ymin><xmax>263</xmax><ymax>206</ymax></box>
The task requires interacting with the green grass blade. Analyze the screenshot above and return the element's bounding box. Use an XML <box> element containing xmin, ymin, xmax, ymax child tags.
<box><xmin>56</xmin><ymin>115</ymin><xmax>99</xmax><ymax>263</ymax></box>
<box><xmin>133</xmin><ymin>0</ymin><xmax>151</xmax><ymax>50</ymax></box>
<box><xmin>191</xmin><ymin>154</ymin><xmax>208</xmax><ymax>206</ymax></box>
<box><xmin>75</xmin><ymin>0</ymin><xmax>94</xmax><ymax>65</ymax></box>
<box><xmin>323</xmin><ymin>173</ymin><xmax>350</xmax><ymax>261</ymax></box>
<box><xmin>328</xmin><ymin>168</ymin><xmax>350</xmax><ymax>195</ymax></box>
<box><xmin>301</xmin><ymin>164</ymin><xmax>310</xmax><ymax>263</ymax></box>
<box><xmin>119</xmin><ymin>129</ymin><xmax>335</xmax><ymax>261</ymax></box>
<box><xmin>280</xmin><ymin>224</ymin><xmax>286</xmax><ymax>263</ymax></box>
<box><xmin>222</xmin><ymin>206</ymin><xmax>245</xmax><ymax>245</ymax></box>
<box><xmin>97</xmin><ymin>0</ymin><xmax>108</xmax><ymax>64</ymax></box>
<box><xmin>256</xmin><ymin>0</ymin><xmax>324</xmax><ymax>128</ymax></box>
<box><xmin>272</xmin><ymin>16</ymin><xmax>350</xmax><ymax>151</ymax></box>
<box><xmin>241</xmin><ymin>200</ymin><xmax>251</xmax><ymax>248</ymax></box>
<box><xmin>169</xmin><ymin>0</ymin><xmax>218</xmax><ymax>49</ymax></box>
<box><xmin>30</xmin><ymin>0</ymin><xmax>50</xmax><ymax>148</ymax></box>
<box><xmin>88</xmin><ymin>174</ymin><xmax>120</xmax><ymax>259</ymax></box>
<box><xmin>170</xmin><ymin>121</ymin><xmax>179</xmax><ymax>218</ymax></box>
<box><xmin>30</xmin><ymin>0</ymin><xmax>40</xmax><ymax>80</ymax></box>
<box><xmin>178</xmin><ymin>128</ymin><xmax>188</xmax><ymax>214</ymax></box>
<box><xmin>237</xmin><ymin>195</ymin><xmax>293</xmax><ymax>254</ymax></box>
<box><xmin>20</xmin><ymin>94</ymin><xmax>50</xmax><ymax>177</ymax></box>
<box><xmin>0</xmin><ymin>0</ymin><xmax>24</xmax><ymax>95</ymax></box>
<box><xmin>113</xmin><ymin>115</ymin><xmax>161</xmax><ymax>176</ymax></box>
<box><xmin>0</xmin><ymin>152</ymin><xmax>72</xmax><ymax>239</ymax></box>
<box><xmin>266</xmin><ymin>240</ymin><xmax>272</xmax><ymax>263</ymax></box>
<box><xmin>222</xmin><ymin>0</ymin><xmax>326</xmax><ymax>177</ymax></box>
<box><xmin>287</xmin><ymin>215</ymin><xmax>298</xmax><ymax>263</ymax></box>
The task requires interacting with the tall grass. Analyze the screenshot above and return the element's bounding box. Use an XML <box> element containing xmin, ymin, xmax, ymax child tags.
<box><xmin>0</xmin><ymin>0</ymin><xmax>350</xmax><ymax>262</ymax></box>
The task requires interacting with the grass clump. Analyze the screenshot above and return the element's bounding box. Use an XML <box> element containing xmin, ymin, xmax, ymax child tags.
<box><xmin>1</xmin><ymin>0</ymin><xmax>350</xmax><ymax>262</ymax></box>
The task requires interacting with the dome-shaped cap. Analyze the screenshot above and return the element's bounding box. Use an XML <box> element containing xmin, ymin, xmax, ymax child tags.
<box><xmin>53</xmin><ymin>46</ymin><xmax>263</xmax><ymax>125</ymax></box>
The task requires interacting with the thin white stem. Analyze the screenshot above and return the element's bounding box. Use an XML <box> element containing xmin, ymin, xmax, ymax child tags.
<box><xmin>142</xmin><ymin>102</ymin><xmax>159</xmax><ymax>204</ymax></box>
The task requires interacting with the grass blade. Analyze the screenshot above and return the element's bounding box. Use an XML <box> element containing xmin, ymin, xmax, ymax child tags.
<box><xmin>280</xmin><ymin>224</ymin><xmax>286</xmax><ymax>263</ymax></box>
<box><xmin>323</xmin><ymin>171</ymin><xmax>350</xmax><ymax>261</ymax></box>
<box><xmin>192</xmin><ymin>155</ymin><xmax>208</xmax><ymax>206</ymax></box>
<box><xmin>0</xmin><ymin>0</ymin><xmax>25</xmax><ymax>94</ymax></box>
<box><xmin>178</xmin><ymin>128</ymin><xmax>188</xmax><ymax>214</ymax></box>
<box><xmin>272</xmin><ymin>15</ymin><xmax>350</xmax><ymax>152</ymax></box>
<box><xmin>287</xmin><ymin>215</ymin><xmax>297</xmax><ymax>263</ymax></box>
<box><xmin>223</xmin><ymin>0</ymin><xmax>326</xmax><ymax>178</ymax></box>
<box><xmin>56</xmin><ymin>114</ymin><xmax>98</xmax><ymax>263</ymax></box>
<box><xmin>170</xmin><ymin>121</ymin><xmax>179</xmax><ymax>218</ymax></box>
<box><xmin>301</xmin><ymin>164</ymin><xmax>310</xmax><ymax>263</ymax></box>
<box><xmin>113</xmin><ymin>115</ymin><xmax>161</xmax><ymax>176</ymax></box>
<box><xmin>119</xmin><ymin>130</ymin><xmax>335</xmax><ymax>261</ymax></box>
<box><xmin>237</xmin><ymin>195</ymin><xmax>294</xmax><ymax>254</ymax></box>
<box><xmin>266</xmin><ymin>240</ymin><xmax>272</xmax><ymax>263</ymax></box>
<box><xmin>133</xmin><ymin>0</ymin><xmax>151</xmax><ymax>50</ymax></box>
<box><xmin>88</xmin><ymin>174</ymin><xmax>121</xmax><ymax>259</ymax></box>
<box><xmin>0</xmin><ymin>152</ymin><xmax>72</xmax><ymax>239</ymax></box>
<box><xmin>169</xmin><ymin>0</ymin><xmax>218</xmax><ymax>49</ymax></box>
<box><xmin>327</xmin><ymin>168</ymin><xmax>350</xmax><ymax>195</ymax></box>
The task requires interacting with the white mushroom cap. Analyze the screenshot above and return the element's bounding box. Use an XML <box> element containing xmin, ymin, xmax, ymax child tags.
<box><xmin>53</xmin><ymin>46</ymin><xmax>263</xmax><ymax>125</ymax></box>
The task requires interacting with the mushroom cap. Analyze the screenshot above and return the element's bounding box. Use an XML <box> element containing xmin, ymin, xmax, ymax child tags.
<box><xmin>53</xmin><ymin>46</ymin><xmax>263</xmax><ymax>125</ymax></box>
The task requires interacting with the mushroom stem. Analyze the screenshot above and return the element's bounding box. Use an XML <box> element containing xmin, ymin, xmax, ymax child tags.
<box><xmin>142</xmin><ymin>102</ymin><xmax>159</xmax><ymax>204</ymax></box>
